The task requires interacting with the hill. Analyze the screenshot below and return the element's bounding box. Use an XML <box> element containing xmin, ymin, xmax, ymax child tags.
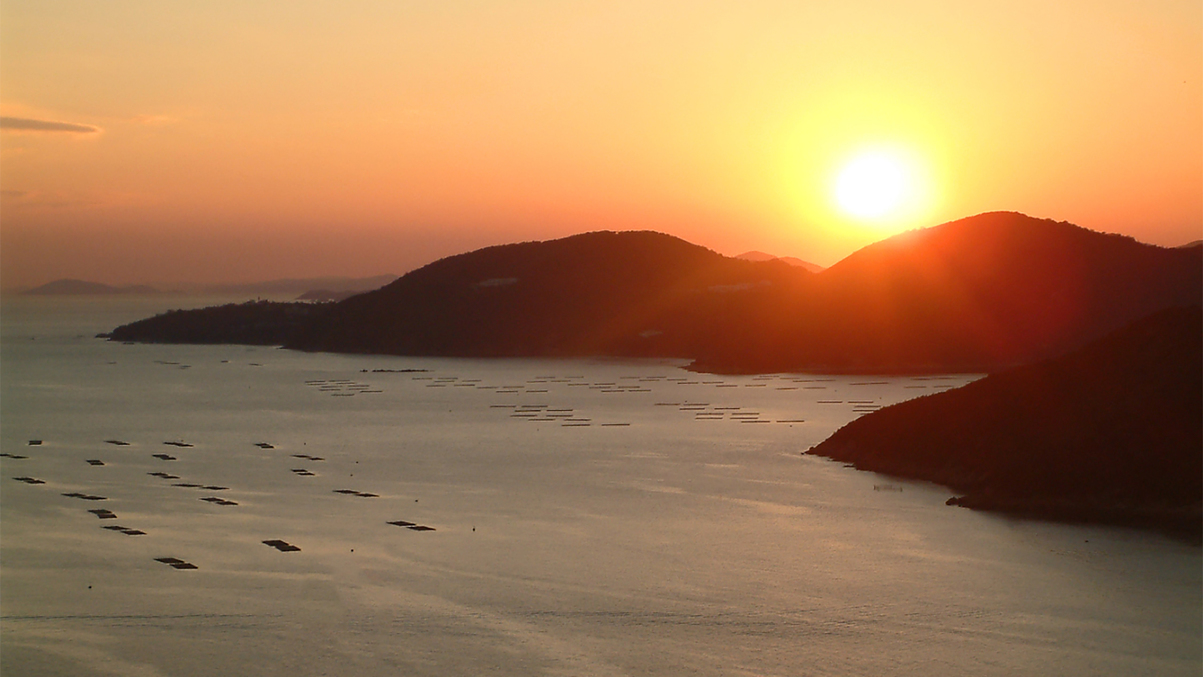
<box><xmin>103</xmin><ymin>301</ymin><xmax>331</xmax><ymax>345</ymax></box>
<box><xmin>807</xmin><ymin>305</ymin><xmax>1202</xmax><ymax>539</ymax></box>
<box><xmin>735</xmin><ymin>251</ymin><xmax>824</xmax><ymax>273</ymax></box>
<box><xmin>690</xmin><ymin>212</ymin><xmax>1201</xmax><ymax>372</ymax></box>
<box><xmin>287</xmin><ymin>231</ymin><xmax>811</xmax><ymax>357</ymax></box>
<box><xmin>105</xmin><ymin>212</ymin><xmax>1201</xmax><ymax>374</ymax></box>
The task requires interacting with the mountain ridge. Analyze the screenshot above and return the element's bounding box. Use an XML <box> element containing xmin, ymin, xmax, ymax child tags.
<box><xmin>107</xmin><ymin>212</ymin><xmax>1201</xmax><ymax>375</ymax></box>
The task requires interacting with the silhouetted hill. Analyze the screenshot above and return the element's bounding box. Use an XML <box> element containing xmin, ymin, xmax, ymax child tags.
<box><xmin>24</xmin><ymin>279</ymin><xmax>160</xmax><ymax>295</ymax></box>
<box><xmin>287</xmin><ymin>231</ymin><xmax>811</xmax><ymax>357</ymax></box>
<box><xmin>103</xmin><ymin>301</ymin><xmax>332</xmax><ymax>345</ymax></box>
<box><xmin>808</xmin><ymin>306</ymin><xmax>1202</xmax><ymax>539</ymax></box>
<box><xmin>735</xmin><ymin>251</ymin><xmax>824</xmax><ymax>272</ymax></box>
<box><xmin>691</xmin><ymin>212</ymin><xmax>1201</xmax><ymax>372</ymax></box>
<box><xmin>106</xmin><ymin>213</ymin><xmax>1200</xmax><ymax>373</ymax></box>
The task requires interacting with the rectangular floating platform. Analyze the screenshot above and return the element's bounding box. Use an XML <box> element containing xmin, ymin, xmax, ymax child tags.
<box><xmin>86</xmin><ymin>459</ymin><xmax>105</xmax><ymax>466</ymax></box>
<box><xmin>155</xmin><ymin>557</ymin><xmax>198</xmax><ymax>570</ymax></box>
<box><xmin>1</xmin><ymin>453</ymin><xmax>29</xmax><ymax>459</ymax></box>
<box><xmin>103</xmin><ymin>526</ymin><xmax>145</xmax><ymax>535</ymax></box>
<box><xmin>13</xmin><ymin>477</ymin><xmax>45</xmax><ymax>484</ymax></box>
<box><xmin>200</xmin><ymin>497</ymin><xmax>238</xmax><ymax>506</ymax></box>
<box><xmin>262</xmin><ymin>539</ymin><xmax>301</xmax><ymax>552</ymax></box>
<box><xmin>152</xmin><ymin>454</ymin><xmax>177</xmax><ymax>461</ymax></box>
<box><xmin>105</xmin><ymin>440</ymin><xmax>130</xmax><ymax>446</ymax></box>
<box><xmin>89</xmin><ymin>509</ymin><xmax>117</xmax><ymax>519</ymax></box>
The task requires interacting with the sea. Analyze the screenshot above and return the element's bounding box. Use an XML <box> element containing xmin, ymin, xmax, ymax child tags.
<box><xmin>1</xmin><ymin>296</ymin><xmax>1199</xmax><ymax>677</ymax></box>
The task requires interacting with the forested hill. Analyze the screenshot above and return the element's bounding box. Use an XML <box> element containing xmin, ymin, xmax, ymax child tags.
<box><xmin>808</xmin><ymin>305</ymin><xmax>1203</xmax><ymax>539</ymax></box>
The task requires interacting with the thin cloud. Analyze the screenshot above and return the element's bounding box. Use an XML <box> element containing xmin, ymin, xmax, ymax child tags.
<box><xmin>0</xmin><ymin>116</ymin><xmax>101</xmax><ymax>134</ymax></box>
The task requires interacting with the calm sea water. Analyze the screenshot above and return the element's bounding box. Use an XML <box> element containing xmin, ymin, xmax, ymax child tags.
<box><xmin>1</xmin><ymin>296</ymin><xmax>1199</xmax><ymax>676</ymax></box>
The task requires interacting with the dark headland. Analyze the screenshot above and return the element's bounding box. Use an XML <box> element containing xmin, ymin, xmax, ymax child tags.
<box><xmin>809</xmin><ymin>306</ymin><xmax>1202</xmax><ymax>541</ymax></box>
<box><xmin>106</xmin><ymin>211</ymin><xmax>1201</xmax><ymax>375</ymax></box>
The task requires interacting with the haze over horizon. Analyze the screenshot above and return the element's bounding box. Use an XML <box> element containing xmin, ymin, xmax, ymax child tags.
<box><xmin>2</xmin><ymin>1</ymin><xmax>1200</xmax><ymax>289</ymax></box>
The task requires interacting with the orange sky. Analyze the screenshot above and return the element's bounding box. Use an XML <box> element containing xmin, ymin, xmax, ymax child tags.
<box><xmin>2</xmin><ymin>1</ymin><xmax>1200</xmax><ymax>289</ymax></box>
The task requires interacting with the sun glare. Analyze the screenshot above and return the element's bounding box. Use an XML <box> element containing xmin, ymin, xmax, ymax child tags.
<box><xmin>833</xmin><ymin>151</ymin><xmax>915</xmax><ymax>222</ymax></box>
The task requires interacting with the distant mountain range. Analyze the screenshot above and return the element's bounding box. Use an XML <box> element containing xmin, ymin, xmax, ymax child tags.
<box><xmin>734</xmin><ymin>251</ymin><xmax>824</xmax><ymax>272</ymax></box>
<box><xmin>107</xmin><ymin>211</ymin><xmax>1200</xmax><ymax>375</ymax></box>
<box><xmin>21</xmin><ymin>275</ymin><xmax>397</xmax><ymax>299</ymax></box>
<box><xmin>22</xmin><ymin>279</ymin><xmax>161</xmax><ymax>295</ymax></box>
<box><xmin>808</xmin><ymin>305</ymin><xmax>1202</xmax><ymax>540</ymax></box>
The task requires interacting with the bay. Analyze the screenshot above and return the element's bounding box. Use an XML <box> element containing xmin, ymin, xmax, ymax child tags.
<box><xmin>1</xmin><ymin>296</ymin><xmax>1199</xmax><ymax>676</ymax></box>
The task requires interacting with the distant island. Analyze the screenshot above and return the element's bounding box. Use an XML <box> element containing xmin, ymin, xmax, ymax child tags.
<box><xmin>106</xmin><ymin>212</ymin><xmax>1201</xmax><ymax>375</ymax></box>
<box><xmin>23</xmin><ymin>279</ymin><xmax>161</xmax><ymax>295</ymax></box>
<box><xmin>808</xmin><ymin>306</ymin><xmax>1202</xmax><ymax>541</ymax></box>
<box><xmin>18</xmin><ymin>274</ymin><xmax>398</xmax><ymax>299</ymax></box>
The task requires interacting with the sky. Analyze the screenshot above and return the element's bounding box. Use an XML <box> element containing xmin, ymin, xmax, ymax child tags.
<box><xmin>1</xmin><ymin>1</ymin><xmax>1200</xmax><ymax>289</ymax></box>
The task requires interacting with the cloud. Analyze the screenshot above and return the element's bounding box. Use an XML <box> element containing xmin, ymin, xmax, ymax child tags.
<box><xmin>0</xmin><ymin>116</ymin><xmax>101</xmax><ymax>134</ymax></box>
<box><xmin>0</xmin><ymin>190</ymin><xmax>29</xmax><ymax>199</ymax></box>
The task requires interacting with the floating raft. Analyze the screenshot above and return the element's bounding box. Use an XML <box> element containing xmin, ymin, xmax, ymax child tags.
<box><xmin>155</xmin><ymin>557</ymin><xmax>197</xmax><ymax>570</ymax></box>
<box><xmin>388</xmin><ymin>520</ymin><xmax>435</xmax><ymax>532</ymax></box>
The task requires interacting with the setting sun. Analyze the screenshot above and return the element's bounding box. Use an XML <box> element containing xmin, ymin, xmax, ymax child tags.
<box><xmin>834</xmin><ymin>150</ymin><xmax>916</xmax><ymax>222</ymax></box>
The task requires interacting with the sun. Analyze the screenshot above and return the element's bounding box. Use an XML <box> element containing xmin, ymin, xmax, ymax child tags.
<box><xmin>833</xmin><ymin>150</ymin><xmax>915</xmax><ymax>221</ymax></box>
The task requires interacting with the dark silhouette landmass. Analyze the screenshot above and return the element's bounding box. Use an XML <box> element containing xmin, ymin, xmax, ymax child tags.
<box><xmin>288</xmin><ymin>230</ymin><xmax>808</xmax><ymax>358</ymax></box>
<box><xmin>105</xmin><ymin>212</ymin><xmax>1201</xmax><ymax>374</ymax></box>
<box><xmin>809</xmin><ymin>306</ymin><xmax>1202</xmax><ymax>540</ymax></box>
<box><xmin>691</xmin><ymin>212</ymin><xmax>1201</xmax><ymax>373</ymax></box>
<box><xmin>735</xmin><ymin>251</ymin><xmax>824</xmax><ymax>273</ymax></box>
<box><xmin>103</xmin><ymin>301</ymin><xmax>331</xmax><ymax>345</ymax></box>
<box><xmin>24</xmin><ymin>279</ymin><xmax>160</xmax><ymax>295</ymax></box>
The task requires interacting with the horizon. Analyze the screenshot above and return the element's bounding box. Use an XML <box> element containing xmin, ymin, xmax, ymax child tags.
<box><xmin>2</xmin><ymin>2</ymin><xmax>1200</xmax><ymax>289</ymax></box>
<box><xmin>4</xmin><ymin>210</ymin><xmax>1198</xmax><ymax>292</ymax></box>
<box><xmin>2</xmin><ymin>210</ymin><xmax>1200</xmax><ymax>293</ymax></box>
